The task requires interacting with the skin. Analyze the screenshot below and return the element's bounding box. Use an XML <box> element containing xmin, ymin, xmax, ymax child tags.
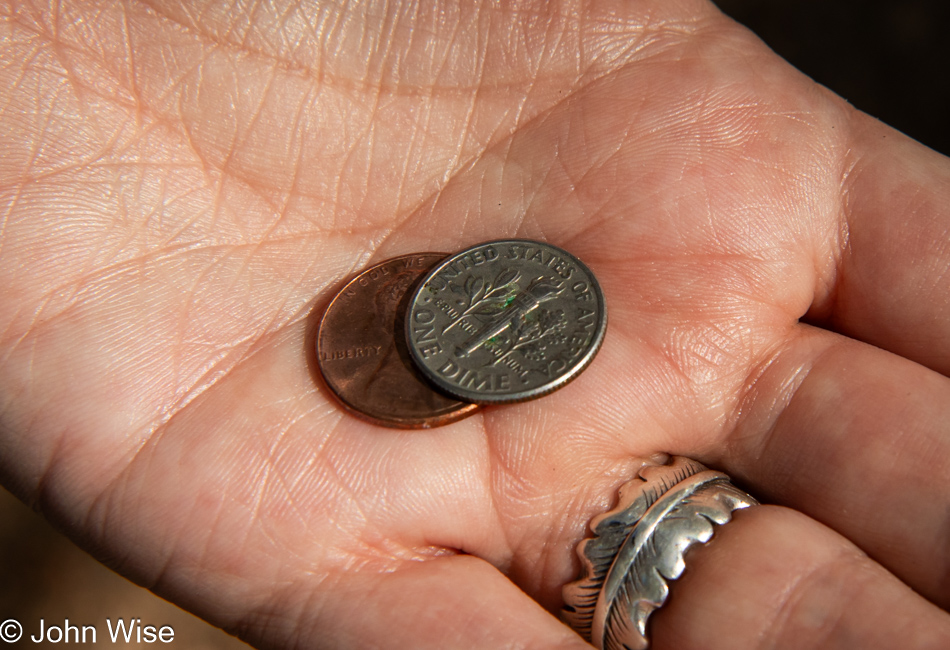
<box><xmin>1</xmin><ymin>0</ymin><xmax>949</xmax><ymax>648</ymax></box>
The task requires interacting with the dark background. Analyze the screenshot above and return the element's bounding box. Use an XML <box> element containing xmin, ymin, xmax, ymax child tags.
<box><xmin>717</xmin><ymin>0</ymin><xmax>950</xmax><ymax>156</ymax></box>
<box><xmin>2</xmin><ymin>2</ymin><xmax>948</xmax><ymax>648</ymax></box>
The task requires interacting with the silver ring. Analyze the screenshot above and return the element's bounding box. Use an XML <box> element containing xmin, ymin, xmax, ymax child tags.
<box><xmin>562</xmin><ymin>456</ymin><xmax>759</xmax><ymax>649</ymax></box>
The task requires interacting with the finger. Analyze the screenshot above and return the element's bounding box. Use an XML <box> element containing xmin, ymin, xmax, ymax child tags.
<box><xmin>809</xmin><ymin>116</ymin><xmax>950</xmax><ymax>375</ymax></box>
<box><xmin>652</xmin><ymin>506</ymin><xmax>950</xmax><ymax>650</ymax></box>
<box><xmin>723</xmin><ymin>324</ymin><xmax>950</xmax><ymax>607</ymax></box>
<box><xmin>261</xmin><ymin>554</ymin><xmax>589</xmax><ymax>650</ymax></box>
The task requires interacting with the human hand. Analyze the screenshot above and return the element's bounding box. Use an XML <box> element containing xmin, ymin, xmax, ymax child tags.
<box><xmin>1</xmin><ymin>1</ymin><xmax>948</xmax><ymax>648</ymax></box>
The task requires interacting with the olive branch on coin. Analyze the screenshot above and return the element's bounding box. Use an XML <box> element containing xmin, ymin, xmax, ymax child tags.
<box><xmin>441</xmin><ymin>267</ymin><xmax>522</xmax><ymax>335</ymax></box>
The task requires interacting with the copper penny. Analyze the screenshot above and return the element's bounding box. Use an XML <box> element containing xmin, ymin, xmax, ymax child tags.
<box><xmin>317</xmin><ymin>253</ymin><xmax>481</xmax><ymax>428</ymax></box>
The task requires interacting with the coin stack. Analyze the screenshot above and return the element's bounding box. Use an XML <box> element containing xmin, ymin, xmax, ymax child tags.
<box><xmin>316</xmin><ymin>240</ymin><xmax>608</xmax><ymax>428</ymax></box>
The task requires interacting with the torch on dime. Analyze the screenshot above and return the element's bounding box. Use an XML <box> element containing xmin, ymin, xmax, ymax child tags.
<box><xmin>404</xmin><ymin>240</ymin><xmax>607</xmax><ymax>404</ymax></box>
<box><xmin>317</xmin><ymin>253</ymin><xmax>481</xmax><ymax>428</ymax></box>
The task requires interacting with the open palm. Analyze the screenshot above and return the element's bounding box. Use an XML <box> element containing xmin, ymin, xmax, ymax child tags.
<box><xmin>2</xmin><ymin>1</ymin><xmax>949</xmax><ymax>648</ymax></box>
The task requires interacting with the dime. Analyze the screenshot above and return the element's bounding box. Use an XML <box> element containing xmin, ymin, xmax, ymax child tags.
<box><xmin>317</xmin><ymin>253</ymin><xmax>481</xmax><ymax>428</ymax></box>
<box><xmin>405</xmin><ymin>240</ymin><xmax>607</xmax><ymax>403</ymax></box>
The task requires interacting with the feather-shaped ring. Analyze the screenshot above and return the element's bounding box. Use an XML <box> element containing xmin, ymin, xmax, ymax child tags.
<box><xmin>562</xmin><ymin>456</ymin><xmax>759</xmax><ymax>649</ymax></box>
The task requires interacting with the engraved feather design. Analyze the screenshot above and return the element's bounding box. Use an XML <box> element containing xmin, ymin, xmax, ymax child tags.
<box><xmin>562</xmin><ymin>457</ymin><xmax>758</xmax><ymax>650</ymax></box>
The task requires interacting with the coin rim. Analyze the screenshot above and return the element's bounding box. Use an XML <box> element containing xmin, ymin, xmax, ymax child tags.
<box><xmin>405</xmin><ymin>239</ymin><xmax>608</xmax><ymax>404</ymax></box>
<box><xmin>316</xmin><ymin>253</ymin><xmax>482</xmax><ymax>428</ymax></box>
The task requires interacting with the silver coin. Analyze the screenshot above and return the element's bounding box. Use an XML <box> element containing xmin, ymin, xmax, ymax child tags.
<box><xmin>405</xmin><ymin>239</ymin><xmax>607</xmax><ymax>403</ymax></box>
